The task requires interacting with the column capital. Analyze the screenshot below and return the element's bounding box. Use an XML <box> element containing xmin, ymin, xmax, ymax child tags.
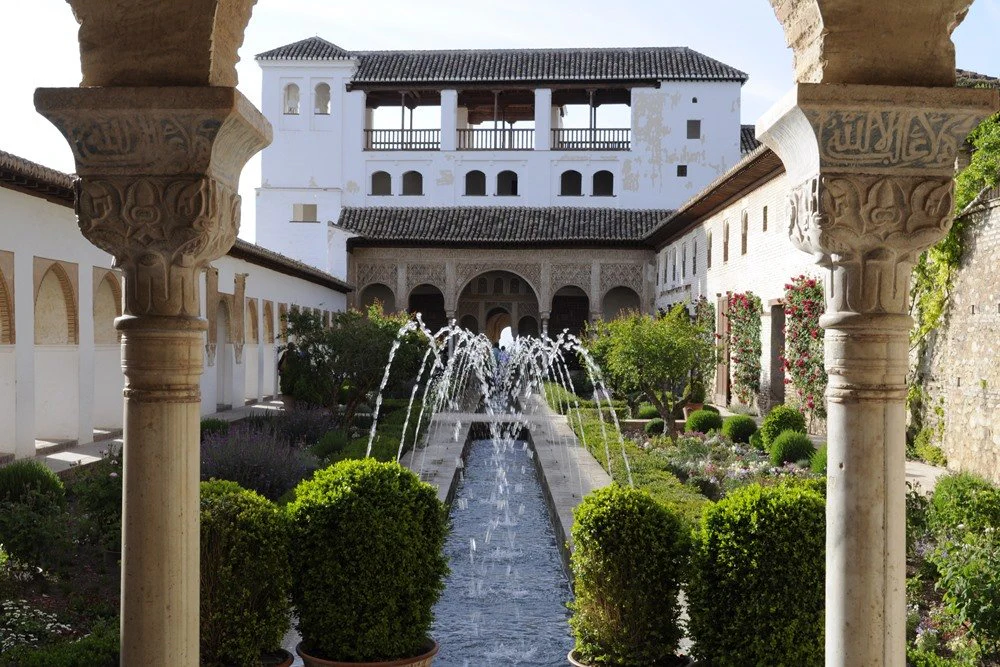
<box><xmin>757</xmin><ymin>83</ymin><xmax>998</xmax><ymax>316</ymax></box>
<box><xmin>35</xmin><ymin>87</ymin><xmax>271</xmax><ymax>318</ymax></box>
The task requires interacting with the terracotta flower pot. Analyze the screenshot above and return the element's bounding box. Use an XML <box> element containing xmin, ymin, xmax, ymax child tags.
<box><xmin>682</xmin><ymin>403</ymin><xmax>703</xmax><ymax>419</ymax></box>
<box><xmin>260</xmin><ymin>648</ymin><xmax>295</xmax><ymax>667</ymax></box>
<box><xmin>296</xmin><ymin>640</ymin><xmax>438</xmax><ymax>667</ymax></box>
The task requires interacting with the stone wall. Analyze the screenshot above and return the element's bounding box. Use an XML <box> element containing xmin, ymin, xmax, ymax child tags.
<box><xmin>925</xmin><ymin>192</ymin><xmax>1000</xmax><ymax>483</ymax></box>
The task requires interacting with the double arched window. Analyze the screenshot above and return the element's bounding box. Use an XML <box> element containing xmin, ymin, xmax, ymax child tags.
<box><xmin>314</xmin><ymin>83</ymin><xmax>331</xmax><ymax>115</ymax></box>
<box><xmin>283</xmin><ymin>83</ymin><xmax>300</xmax><ymax>115</ymax></box>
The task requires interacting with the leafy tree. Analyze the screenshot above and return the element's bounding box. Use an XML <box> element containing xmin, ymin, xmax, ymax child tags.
<box><xmin>282</xmin><ymin>305</ymin><xmax>424</xmax><ymax>425</ymax></box>
<box><xmin>585</xmin><ymin>305</ymin><xmax>713</xmax><ymax>433</ymax></box>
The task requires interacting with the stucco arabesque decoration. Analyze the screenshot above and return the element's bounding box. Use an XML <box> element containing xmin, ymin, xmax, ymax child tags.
<box><xmin>34</xmin><ymin>88</ymin><xmax>271</xmax><ymax>320</ymax></box>
<box><xmin>760</xmin><ymin>84</ymin><xmax>998</xmax><ymax>320</ymax></box>
<box><xmin>599</xmin><ymin>262</ymin><xmax>644</xmax><ymax>299</ymax></box>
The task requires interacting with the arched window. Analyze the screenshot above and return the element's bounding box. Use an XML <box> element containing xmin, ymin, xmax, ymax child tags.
<box><xmin>741</xmin><ymin>211</ymin><xmax>749</xmax><ymax>255</ymax></box>
<box><xmin>283</xmin><ymin>83</ymin><xmax>300</xmax><ymax>115</ymax></box>
<box><xmin>477</xmin><ymin>277</ymin><xmax>488</xmax><ymax>294</ymax></box>
<box><xmin>496</xmin><ymin>170</ymin><xmax>518</xmax><ymax>196</ymax></box>
<box><xmin>592</xmin><ymin>170</ymin><xmax>614</xmax><ymax>197</ymax></box>
<box><xmin>707</xmin><ymin>233</ymin><xmax>713</xmax><ymax>269</ymax></box>
<box><xmin>402</xmin><ymin>171</ymin><xmax>423</xmax><ymax>196</ymax></box>
<box><xmin>314</xmin><ymin>83</ymin><xmax>331</xmax><ymax>115</ymax></box>
<box><xmin>681</xmin><ymin>244</ymin><xmax>687</xmax><ymax>279</ymax></box>
<box><xmin>692</xmin><ymin>241</ymin><xmax>698</xmax><ymax>276</ymax></box>
<box><xmin>723</xmin><ymin>222</ymin><xmax>730</xmax><ymax>263</ymax></box>
<box><xmin>510</xmin><ymin>277</ymin><xmax>521</xmax><ymax>294</ymax></box>
<box><xmin>35</xmin><ymin>263</ymin><xmax>77</xmax><ymax>345</ymax></box>
<box><xmin>493</xmin><ymin>277</ymin><xmax>504</xmax><ymax>294</ymax></box>
<box><xmin>465</xmin><ymin>170</ymin><xmax>486</xmax><ymax>196</ymax></box>
<box><xmin>371</xmin><ymin>171</ymin><xmax>391</xmax><ymax>196</ymax></box>
<box><xmin>93</xmin><ymin>271</ymin><xmax>122</xmax><ymax>344</ymax></box>
<box><xmin>560</xmin><ymin>170</ymin><xmax>582</xmax><ymax>196</ymax></box>
<box><xmin>0</xmin><ymin>266</ymin><xmax>12</xmax><ymax>345</ymax></box>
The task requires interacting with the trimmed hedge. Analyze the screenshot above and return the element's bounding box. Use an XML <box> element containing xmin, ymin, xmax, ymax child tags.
<box><xmin>810</xmin><ymin>443</ymin><xmax>828</xmax><ymax>474</ymax></box>
<box><xmin>569</xmin><ymin>485</ymin><xmax>688</xmax><ymax>666</ymax></box>
<box><xmin>688</xmin><ymin>483</ymin><xmax>825</xmax><ymax>666</ymax></box>
<box><xmin>927</xmin><ymin>472</ymin><xmax>1000</xmax><ymax>536</ymax></box>
<box><xmin>200</xmin><ymin>480</ymin><xmax>291</xmax><ymax>666</ymax></box>
<box><xmin>748</xmin><ymin>430</ymin><xmax>764</xmax><ymax>451</ymax></box>
<box><xmin>636</xmin><ymin>404</ymin><xmax>660</xmax><ymax>419</ymax></box>
<box><xmin>0</xmin><ymin>619</ymin><xmax>118</xmax><ymax>667</ymax></box>
<box><xmin>0</xmin><ymin>459</ymin><xmax>64</xmax><ymax>504</ymax></box>
<box><xmin>686</xmin><ymin>409</ymin><xmax>723</xmax><ymax>434</ymax></box>
<box><xmin>770</xmin><ymin>431</ymin><xmax>815</xmax><ymax>466</ymax></box>
<box><xmin>721</xmin><ymin>415</ymin><xmax>757</xmax><ymax>444</ymax></box>
<box><xmin>200</xmin><ymin>418</ymin><xmax>230</xmax><ymax>440</ymax></box>
<box><xmin>644</xmin><ymin>418</ymin><xmax>666</xmax><ymax>436</ymax></box>
<box><xmin>759</xmin><ymin>405</ymin><xmax>806</xmax><ymax>449</ymax></box>
<box><xmin>288</xmin><ymin>460</ymin><xmax>449</xmax><ymax>662</ymax></box>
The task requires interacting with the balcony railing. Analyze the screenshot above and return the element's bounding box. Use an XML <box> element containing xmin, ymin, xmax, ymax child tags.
<box><xmin>364</xmin><ymin>129</ymin><xmax>441</xmax><ymax>151</ymax></box>
<box><xmin>457</xmin><ymin>128</ymin><xmax>535</xmax><ymax>151</ymax></box>
<box><xmin>552</xmin><ymin>128</ymin><xmax>631</xmax><ymax>151</ymax></box>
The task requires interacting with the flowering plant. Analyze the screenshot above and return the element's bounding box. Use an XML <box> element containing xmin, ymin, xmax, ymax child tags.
<box><xmin>782</xmin><ymin>275</ymin><xmax>827</xmax><ymax>423</ymax></box>
<box><xmin>727</xmin><ymin>291</ymin><xmax>762</xmax><ymax>406</ymax></box>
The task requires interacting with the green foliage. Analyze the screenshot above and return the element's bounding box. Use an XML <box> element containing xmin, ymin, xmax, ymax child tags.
<box><xmin>927</xmin><ymin>472</ymin><xmax>1000</xmax><ymax>537</ymax></box>
<box><xmin>68</xmin><ymin>446</ymin><xmax>123</xmax><ymax>552</ymax></box>
<box><xmin>770</xmin><ymin>430</ymin><xmax>815</xmax><ymax>466</ymax></box>
<box><xmin>726</xmin><ymin>291</ymin><xmax>762</xmax><ymax>406</ymax></box>
<box><xmin>914</xmin><ymin>428</ymin><xmax>948</xmax><ymax>466</ymax></box>
<box><xmin>0</xmin><ymin>490</ymin><xmax>71</xmax><ymax>571</ymax></box>
<box><xmin>585</xmin><ymin>305</ymin><xmax>714</xmax><ymax>430</ymax></box>
<box><xmin>906</xmin><ymin>645</ymin><xmax>970</xmax><ymax>667</ymax></box>
<box><xmin>200</xmin><ymin>418</ymin><xmax>230</xmax><ymax>440</ymax></box>
<box><xmin>644</xmin><ymin>418</ymin><xmax>666</xmax><ymax>436</ymax></box>
<box><xmin>759</xmin><ymin>404</ymin><xmax>807</xmax><ymax>449</ymax></box>
<box><xmin>0</xmin><ymin>618</ymin><xmax>118</xmax><ymax>667</ymax></box>
<box><xmin>906</xmin><ymin>482</ymin><xmax>931</xmax><ymax>557</ymax></box>
<box><xmin>782</xmin><ymin>275</ymin><xmax>827</xmax><ymax>422</ymax></box>
<box><xmin>200</xmin><ymin>480</ymin><xmax>291</xmax><ymax>666</ymax></box>
<box><xmin>636</xmin><ymin>404</ymin><xmax>660</xmax><ymax>419</ymax></box>
<box><xmin>748</xmin><ymin>430</ymin><xmax>764</xmax><ymax>451</ymax></box>
<box><xmin>912</xmin><ymin>113</ymin><xmax>1000</xmax><ymax>344</ymax></box>
<box><xmin>721</xmin><ymin>415</ymin><xmax>757</xmax><ymax>444</ymax></box>
<box><xmin>569</xmin><ymin>485</ymin><xmax>689</xmax><ymax>666</ymax></box>
<box><xmin>282</xmin><ymin>305</ymin><xmax>424</xmax><ymax>424</ymax></box>
<box><xmin>0</xmin><ymin>459</ymin><xmax>64</xmax><ymax>504</ymax></box>
<box><xmin>810</xmin><ymin>443</ymin><xmax>828</xmax><ymax>475</ymax></box>
<box><xmin>685</xmin><ymin>409</ymin><xmax>723</xmax><ymax>434</ymax></box>
<box><xmin>310</xmin><ymin>429</ymin><xmax>351</xmax><ymax>462</ymax></box>
<box><xmin>287</xmin><ymin>459</ymin><xmax>449</xmax><ymax>662</ymax></box>
<box><xmin>930</xmin><ymin>529</ymin><xmax>1000</xmax><ymax>657</ymax></box>
<box><xmin>692</xmin><ymin>296</ymin><xmax>718</xmax><ymax>389</ymax></box>
<box><xmin>687</xmin><ymin>483</ymin><xmax>825</xmax><ymax>666</ymax></box>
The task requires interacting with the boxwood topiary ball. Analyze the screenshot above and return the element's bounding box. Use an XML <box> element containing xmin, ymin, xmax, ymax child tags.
<box><xmin>759</xmin><ymin>405</ymin><xmax>806</xmax><ymax>449</ymax></box>
<box><xmin>686</xmin><ymin>409</ymin><xmax>724</xmax><ymax>434</ymax></box>
<box><xmin>770</xmin><ymin>430</ymin><xmax>816</xmax><ymax>466</ymax></box>
<box><xmin>721</xmin><ymin>415</ymin><xmax>758</xmax><ymax>444</ymax></box>
<box><xmin>644</xmin><ymin>418</ymin><xmax>666</xmax><ymax>435</ymax></box>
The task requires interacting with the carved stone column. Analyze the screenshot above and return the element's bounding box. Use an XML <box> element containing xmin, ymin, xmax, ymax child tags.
<box><xmin>35</xmin><ymin>87</ymin><xmax>270</xmax><ymax>666</ymax></box>
<box><xmin>758</xmin><ymin>83</ymin><xmax>997</xmax><ymax>666</ymax></box>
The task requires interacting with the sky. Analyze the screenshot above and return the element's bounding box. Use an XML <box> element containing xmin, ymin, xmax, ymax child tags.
<box><xmin>2</xmin><ymin>0</ymin><xmax>998</xmax><ymax>240</ymax></box>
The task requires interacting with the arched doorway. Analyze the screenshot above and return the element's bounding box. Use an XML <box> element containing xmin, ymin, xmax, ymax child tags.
<box><xmin>550</xmin><ymin>285</ymin><xmax>589</xmax><ymax>337</ymax></box>
<box><xmin>459</xmin><ymin>314</ymin><xmax>479</xmax><ymax>334</ymax></box>
<box><xmin>360</xmin><ymin>283</ymin><xmax>396</xmax><ymax>312</ymax></box>
<box><xmin>408</xmin><ymin>284</ymin><xmax>447</xmax><ymax>332</ymax></box>
<box><xmin>518</xmin><ymin>316</ymin><xmax>539</xmax><ymax>338</ymax></box>
<box><xmin>215</xmin><ymin>300</ymin><xmax>232</xmax><ymax>410</ymax></box>
<box><xmin>457</xmin><ymin>270</ymin><xmax>539</xmax><ymax>343</ymax></box>
<box><xmin>602</xmin><ymin>286</ymin><xmax>641</xmax><ymax>320</ymax></box>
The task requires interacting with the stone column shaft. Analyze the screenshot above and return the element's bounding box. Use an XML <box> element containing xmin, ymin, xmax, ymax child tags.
<box><xmin>758</xmin><ymin>82</ymin><xmax>997</xmax><ymax>667</ymax></box>
<box><xmin>36</xmin><ymin>86</ymin><xmax>270</xmax><ymax>667</ymax></box>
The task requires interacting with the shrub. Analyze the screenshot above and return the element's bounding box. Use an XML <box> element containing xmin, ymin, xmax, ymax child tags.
<box><xmin>200</xmin><ymin>480</ymin><xmax>291</xmax><ymax>666</ymax></box>
<box><xmin>930</xmin><ymin>529</ymin><xmax>1000</xmax><ymax>657</ymax></box>
<box><xmin>721</xmin><ymin>415</ymin><xmax>757</xmax><ymax>444</ymax></box>
<box><xmin>0</xmin><ymin>618</ymin><xmax>118</xmax><ymax>667</ymax></box>
<box><xmin>644</xmin><ymin>418</ymin><xmax>666</xmax><ymax>435</ymax></box>
<box><xmin>810</xmin><ymin>443</ymin><xmax>828</xmax><ymax>474</ymax></box>
<box><xmin>288</xmin><ymin>459</ymin><xmax>448</xmax><ymax>662</ymax></box>
<box><xmin>759</xmin><ymin>404</ymin><xmax>807</xmax><ymax>449</ymax></box>
<box><xmin>686</xmin><ymin>409</ymin><xmax>723</xmax><ymax>434</ymax></box>
<box><xmin>569</xmin><ymin>485</ymin><xmax>688</xmax><ymax>666</ymax></box>
<box><xmin>688</xmin><ymin>483</ymin><xmax>825</xmax><ymax>666</ymax></box>
<box><xmin>636</xmin><ymin>404</ymin><xmax>659</xmax><ymax>419</ymax></box>
<box><xmin>271</xmin><ymin>408</ymin><xmax>340</xmax><ymax>447</ymax></box>
<box><xmin>200</xmin><ymin>418</ymin><xmax>230</xmax><ymax>440</ymax></box>
<box><xmin>68</xmin><ymin>446</ymin><xmax>123</xmax><ymax>552</ymax></box>
<box><xmin>927</xmin><ymin>472</ymin><xmax>1000</xmax><ymax>536</ymax></box>
<box><xmin>748</xmin><ymin>430</ymin><xmax>764</xmax><ymax>450</ymax></box>
<box><xmin>913</xmin><ymin>428</ymin><xmax>948</xmax><ymax>466</ymax></box>
<box><xmin>201</xmin><ymin>422</ymin><xmax>318</xmax><ymax>501</ymax></box>
<box><xmin>701</xmin><ymin>404</ymin><xmax>720</xmax><ymax>414</ymax></box>
<box><xmin>310</xmin><ymin>430</ymin><xmax>351</xmax><ymax>462</ymax></box>
<box><xmin>0</xmin><ymin>459</ymin><xmax>64</xmax><ymax>504</ymax></box>
<box><xmin>770</xmin><ymin>430</ymin><xmax>815</xmax><ymax>466</ymax></box>
<box><xmin>0</xmin><ymin>491</ymin><xmax>72</xmax><ymax>570</ymax></box>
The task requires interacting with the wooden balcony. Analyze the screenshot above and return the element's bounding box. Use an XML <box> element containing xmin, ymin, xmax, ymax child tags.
<box><xmin>364</xmin><ymin>129</ymin><xmax>441</xmax><ymax>151</ymax></box>
<box><xmin>552</xmin><ymin>128</ymin><xmax>630</xmax><ymax>151</ymax></box>
<box><xmin>457</xmin><ymin>128</ymin><xmax>535</xmax><ymax>150</ymax></box>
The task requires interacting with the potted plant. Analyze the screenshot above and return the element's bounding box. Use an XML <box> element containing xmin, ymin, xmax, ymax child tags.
<box><xmin>200</xmin><ymin>480</ymin><xmax>294</xmax><ymax>667</ymax></box>
<box><xmin>682</xmin><ymin>378</ymin><xmax>706</xmax><ymax>419</ymax></box>
<box><xmin>568</xmin><ymin>485</ymin><xmax>689</xmax><ymax>666</ymax></box>
<box><xmin>287</xmin><ymin>459</ymin><xmax>449</xmax><ymax>666</ymax></box>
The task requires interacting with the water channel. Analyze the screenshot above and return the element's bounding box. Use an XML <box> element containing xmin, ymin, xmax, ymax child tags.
<box><xmin>431</xmin><ymin>437</ymin><xmax>574</xmax><ymax>666</ymax></box>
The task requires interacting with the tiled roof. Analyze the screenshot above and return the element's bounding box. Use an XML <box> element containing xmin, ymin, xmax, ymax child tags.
<box><xmin>740</xmin><ymin>124</ymin><xmax>761</xmax><ymax>155</ymax></box>
<box><xmin>339</xmin><ymin>206</ymin><xmax>673</xmax><ymax>247</ymax></box>
<box><xmin>256</xmin><ymin>36</ymin><xmax>351</xmax><ymax>61</ymax></box>
<box><xmin>258</xmin><ymin>38</ymin><xmax>748</xmax><ymax>85</ymax></box>
<box><xmin>229</xmin><ymin>240</ymin><xmax>352</xmax><ymax>293</ymax></box>
<box><xmin>0</xmin><ymin>149</ymin><xmax>75</xmax><ymax>205</ymax></box>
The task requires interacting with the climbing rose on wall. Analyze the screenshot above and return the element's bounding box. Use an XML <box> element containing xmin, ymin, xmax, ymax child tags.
<box><xmin>782</xmin><ymin>275</ymin><xmax>827</xmax><ymax>423</ymax></box>
<box><xmin>727</xmin><ymin>291</ymin><xmax>762</xmax><ymax>407</ymax></box>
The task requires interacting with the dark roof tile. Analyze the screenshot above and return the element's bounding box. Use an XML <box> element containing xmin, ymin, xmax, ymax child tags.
<box><xmin>740</xmin><ymin>124</ymin><xmax>761</xmax><ymax>155</ymax></box>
